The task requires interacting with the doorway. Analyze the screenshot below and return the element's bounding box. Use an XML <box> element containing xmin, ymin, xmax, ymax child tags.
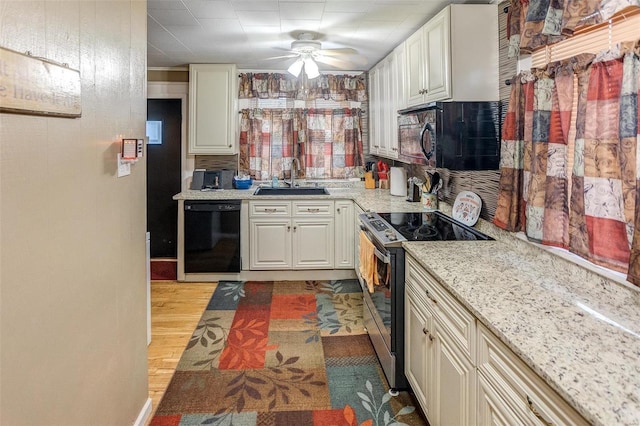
<box><xmin>147</xmin><ymin>98</ymin><xmax>182</xmax><ymax>258</ymax></box>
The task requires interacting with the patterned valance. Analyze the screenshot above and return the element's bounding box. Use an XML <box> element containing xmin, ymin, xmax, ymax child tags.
<box><xmin>238</xmin><ymin>72</ymin><xmax>367</xmax><ymax>102</ymax></box>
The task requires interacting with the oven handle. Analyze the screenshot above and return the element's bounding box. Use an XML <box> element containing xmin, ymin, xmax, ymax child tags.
<box><xmin>360</xmin><ymin>224</ymin><xmax>392</xmax><ymax>264</ymax></box>
<box><xmin>374</xmin><ymin>247</ymin><xmax>391</xmax><ymax>264</ymax></box>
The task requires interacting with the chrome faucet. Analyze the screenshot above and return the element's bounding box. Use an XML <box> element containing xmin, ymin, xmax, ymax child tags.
<box><xmin>286</xmin><ymin>158</ymin><xmax>301</xmax><ymax>187</ymax></box>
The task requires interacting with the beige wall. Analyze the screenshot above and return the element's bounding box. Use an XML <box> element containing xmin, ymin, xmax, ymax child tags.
<box><xmin>0</xmin><ymin>1</ymin><xmax>149</xmax><ymax>425</ymax></box>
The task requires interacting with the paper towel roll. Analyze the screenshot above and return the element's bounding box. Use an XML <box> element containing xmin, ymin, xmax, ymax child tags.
<box><xmin>390</xmin><ymin>167</ymin><xmax>407</xmax><ymax>197</ymax></box>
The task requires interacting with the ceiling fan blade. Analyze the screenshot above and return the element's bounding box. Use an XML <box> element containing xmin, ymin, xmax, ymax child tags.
<box><xmin>314</xmin><ymin>55</ymin><xmax>350</xmax><ymax>68</ymax></box>
<box><xmin>318</xmin><ymin>47</ymin><xmax>358</xmax><ymax>56</ymax></box>
<box><xmin>263</xmin><ymin>54</ymin><xmax>299</xmax><ymax>61</ymax></box>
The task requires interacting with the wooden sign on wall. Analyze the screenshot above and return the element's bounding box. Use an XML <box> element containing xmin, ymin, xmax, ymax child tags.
<box><xmin>0</xmin><ymin>46</ymin><xmax>81</xmax><ymax>118</ymax></box>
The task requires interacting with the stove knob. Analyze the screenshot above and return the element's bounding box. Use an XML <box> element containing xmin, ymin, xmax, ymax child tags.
<box><xmin>385</xmin><ymin>230</ymin><xmax>397</xmax><ymax>241</ymax></box>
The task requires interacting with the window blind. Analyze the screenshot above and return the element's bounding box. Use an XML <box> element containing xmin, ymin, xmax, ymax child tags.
<box><xmin>531</xmin><ymin>6</ymin><xmax>640</xmax><ymax>67</ymax></box>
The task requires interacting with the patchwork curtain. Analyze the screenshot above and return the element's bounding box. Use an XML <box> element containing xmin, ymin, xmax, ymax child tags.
<box><xmin>508</xmin><ymin>0</ymin><xmax>640</xmax><ymax>55</ymax></box>
<box><xmin>238</xmin><ymin>73</ymin><xmax>367</xmax><ymax>102</ymax></box>
<box><xmin>239</xmin><ymin>108</ymin><xmax>364</xmax><ymax>180</ymax></box>
<box><xmin>494</xmin><ymin>44</ymin><xmax>640</xmax><ymax>282</ymax></box>
<box><xmin>494</xmin><ymin>73</ymin><xmax>535</xmax><ymax>231</ymax></box>
<box><xmin>238</xmin><ymin>109</ymin><xmax>297</xmax><ymax>180</ymax></box>
<box><xmin>297</xmin><ymin>108</ymin><xmax>365</xmax><ymax>179</ymax></box>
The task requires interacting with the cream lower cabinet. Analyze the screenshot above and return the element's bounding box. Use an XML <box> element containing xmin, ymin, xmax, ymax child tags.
<box><xmin>405</xmin><ymin>254</ymin><xmax>476</xmax><ymax>425</ymax></box>
<box><xmin>405</xmin><ymin>281</ymin><xmax>433</xmax><ymax>416</ymax></box>
<box><xmin>249</xmin><ymin>200</ymin><xmax>334</xmax><ymax>270</ymax></box>
<box><xmin>476</xmin><ymin>323</ymin><xmax>588</xmax><ymax>426</ymax></box>
<box><xmin>406</xmin><ymin>254</ymin><xmax>588</xmax><ymax>426</ymax></box>
<box><xmin>334</xmin><ymin>200</ymin><xmax>354</xmax><ymax>269</ymax></box>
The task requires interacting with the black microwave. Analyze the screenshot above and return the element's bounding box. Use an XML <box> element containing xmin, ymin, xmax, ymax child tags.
<box><xmin>397</xmin><ymin>101</ymin><xmax>502</xmax><ymax>171</ymax></box>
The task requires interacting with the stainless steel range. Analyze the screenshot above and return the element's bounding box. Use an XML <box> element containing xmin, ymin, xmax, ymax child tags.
<box><xmin>357</xmin><ymin>210</ymin><xmax>492</xmax><ymax>393</ymax></box>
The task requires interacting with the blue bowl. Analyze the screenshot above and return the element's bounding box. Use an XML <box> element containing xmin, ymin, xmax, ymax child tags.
<box><xmin>233</xmin><ymin>178</ymin><xmax>253</xmax><ymax>190</ymax></box>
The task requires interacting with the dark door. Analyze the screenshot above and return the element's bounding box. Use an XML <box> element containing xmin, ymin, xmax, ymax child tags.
<box><xmin>147</xmin><ymin>99</ymin><xmax>182</xmax><ymax>258</ymax></box>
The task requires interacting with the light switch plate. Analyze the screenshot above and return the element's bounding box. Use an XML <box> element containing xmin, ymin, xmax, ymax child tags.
<box><xmin>117</xmin><ymin>153</ymin><xmax>131</xmax><ymax>177</ymax></box>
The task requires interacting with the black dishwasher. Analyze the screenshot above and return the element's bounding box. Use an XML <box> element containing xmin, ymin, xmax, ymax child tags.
<box><xmin>184</xmin><ymin>200</ymin><xmax>241</xmax><ymax>273</ymax></box>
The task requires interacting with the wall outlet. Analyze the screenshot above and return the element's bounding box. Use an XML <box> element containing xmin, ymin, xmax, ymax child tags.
<box><xmin>117</xmin><ymin>153</ymin><xmax>131</xmax><ymax>177</ymax></box>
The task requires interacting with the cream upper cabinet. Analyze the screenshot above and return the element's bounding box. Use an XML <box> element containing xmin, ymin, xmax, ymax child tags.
<box><xmin>405</xmin><ymin>28</ymin><xmax>427</xmax><ymax>106</ymax></box>
<box><xmin>368</xmin><ymin>47</ymin><xmax>402</xmax><ymax>160</ymax></box>
<box><xmin>188</xmin><ymin>64</ymin><xmax>238</xmax><ymax>155</ymax></box>
<box><xmin>368</xmin><ymin>64</ymin><xmax>382</xmax><ymax>156</ymax></box>
<box><xmin>405</xmin><ymin>4</ymin><xmax>498</xmax><ymax>106</ymax></box>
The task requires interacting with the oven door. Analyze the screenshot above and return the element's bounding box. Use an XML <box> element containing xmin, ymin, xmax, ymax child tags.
<box><xmin>357</xmin><ymin>225</ymin><xmax>395</xmax><ymax>372</ymax></box>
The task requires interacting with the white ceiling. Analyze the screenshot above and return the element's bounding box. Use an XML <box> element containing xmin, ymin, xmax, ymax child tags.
<box><xmin>147</xmin><ymin>0</ymin><xmax>492</xmax><ymax>72</ymax></box>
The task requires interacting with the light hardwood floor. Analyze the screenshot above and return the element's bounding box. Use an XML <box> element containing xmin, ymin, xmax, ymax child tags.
<box><xmin>147</xmin><ymin>280</ymin><xmax>218</xmax><ymax>421</ymax></box>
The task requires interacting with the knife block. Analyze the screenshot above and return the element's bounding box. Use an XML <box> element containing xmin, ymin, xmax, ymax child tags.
<box><xmin>364</xmin><ymin>172</ymin><xmax>376</xmax><ymax>189</ymax></box>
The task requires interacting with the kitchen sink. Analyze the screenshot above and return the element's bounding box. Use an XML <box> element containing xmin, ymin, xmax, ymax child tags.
<box><xmin>253</xmin><ymin>186</ymin><xmax>330</xmax><ymax>196</ymax></box>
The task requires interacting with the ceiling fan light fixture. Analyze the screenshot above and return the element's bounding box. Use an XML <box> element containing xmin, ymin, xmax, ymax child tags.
<box><xmin>304</xmin><ymin>57</ymin><xmax>320</xmax><ymax>79</ymax></box>
<box><xmin>287</xmin><ymin>58</ymin><xmax>304</xmax><ymax>77</ymax></box>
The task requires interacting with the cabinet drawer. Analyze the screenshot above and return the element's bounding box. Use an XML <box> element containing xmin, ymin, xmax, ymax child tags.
<box><xmin>249</xmin><ymin>201</ymin><xmax>291</xmax><ymax>216</ymax></box>
<box><xmin>477</xmin><ymin>323</ymin><xmax>588</xmax><ymax>426</ymax></box>
<box><xmin>406</xmin><ymin>255</ymin><xmax>476</xmax><ymax>362</ymax></box>
<box><xmin>293</xmin><ymin>200</ymin><xmax>334</xmax><ymax>216</ymax></box>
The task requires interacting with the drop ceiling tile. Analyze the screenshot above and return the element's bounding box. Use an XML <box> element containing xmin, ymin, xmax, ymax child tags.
<box><xmin>279</xmin><ymin>2</ymin><xmax>325</xmax><ymax>20</ymax></box>
<box><xmin>233</xmin><ymin>0</ymin><xmax>279</xmax><ymax>11</ymax></box>
<box><xmin>320</xmin><ymin>12</ymin><xmax>366</xmax><ymax>27</ymax></box>
<box><xmin>183</xmin><ymin>0</ymin><xmax>237</xmax><ymax>19</ymax></box>
<box><xmin>236</xmin><ymin>10</ymin><xmax>280</xmax><ymax>26</ymax></box>
<box><xmin>280</xmin><ymin>19</ymin><xmax>321</xmax><ymax>33</ymax></box>
<box><xmin>195</xmin><ymin>19</ymin><xmax>244</xmax><ymax>33</ymax></box>
<box><xmin>147</xmin><ymin>0</ymin><xmax>187</xmax><ymax>10</ymax></box>
<box><xmin>324</xmin><ymin>1</ymin><xmax>371</xmax><ymax>13</ymax></box>
<box><xmin>149</xmin><ymin>9</ymin><xmax>200</xmax><ymax>26</ymax></box>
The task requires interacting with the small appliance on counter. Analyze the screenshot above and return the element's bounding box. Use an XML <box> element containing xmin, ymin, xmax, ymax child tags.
<box><xmin>191</xmin><ymin>169</ymin><xmax>235</xmax><ymax>190</ymax></box>
<box><xmin>390</xmin><ymin>167</ymin><xmax>407</xmax><ymax>197</ymax></box>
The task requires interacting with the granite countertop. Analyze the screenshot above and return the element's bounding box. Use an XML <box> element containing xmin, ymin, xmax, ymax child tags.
<box><xmin>404</xmin><ymin>239</ymin><xmax>640</xmax><ymax>426</ymax></box>
<box><xmin>174</xmin><ymin>184</ymin><xmax>640</xmax><ymax>425</ymax></box>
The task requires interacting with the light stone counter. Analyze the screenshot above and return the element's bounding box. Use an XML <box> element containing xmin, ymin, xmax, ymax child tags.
<box><xmin>173</xmin><ymin>186</ymin><xmax>426</xmax><ymax>213</ymax></box>
<box><xmin>174</xmin><ymin>184</ymin><xmax>640</xmax><ymax>425</ymax></box>
<box><xmin>403</xmin><ymin>239</ymin><xmax>640</xmax><ymax>426</ymax></box>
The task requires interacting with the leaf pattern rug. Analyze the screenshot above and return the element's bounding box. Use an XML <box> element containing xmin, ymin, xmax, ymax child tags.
<box><xmin>150</xmin><ymin>279</ymin><xmax>427</xmax><ymax>426</ymax></box>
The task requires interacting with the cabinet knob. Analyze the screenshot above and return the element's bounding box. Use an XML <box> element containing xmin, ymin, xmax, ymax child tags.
<box><xmin>293</xmin><ymin>225</ymin><xmax>297</xmax><ymax>231</ymax></box>
<box><xmin>422</xmin><ymin>327</ymin><xmax>428</xmax><ymax>335</ymax></box>
<box><xmin>287</xmin><ymin>225</ymin><xmax>291</xmax><ymax>231</ymax></box>
<box><xmin>307</xmin><ymin>208</ymin><xmax>320</xmax><ymax>213</ymax></box>
<box><xmin>337</xmin><ymin>208</ymin><xmax>341</xmax><ymax>213</ymax></box>
<box><xmin>425</xmin><ymin>290</ymin><xmax>437</xmax><ymax>304</ymax></box>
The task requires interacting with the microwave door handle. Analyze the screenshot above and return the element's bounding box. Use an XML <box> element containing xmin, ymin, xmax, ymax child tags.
<box><xmin>420</xmin><ymin>122</ymin><xmax>435</xmax><ymax>160</ymax></box>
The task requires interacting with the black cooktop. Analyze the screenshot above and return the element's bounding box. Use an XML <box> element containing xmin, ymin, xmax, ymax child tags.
<box><xmin>378</xmin><ymin>211</ymin><xmax>494</xmax><ymax>241</ymax></box>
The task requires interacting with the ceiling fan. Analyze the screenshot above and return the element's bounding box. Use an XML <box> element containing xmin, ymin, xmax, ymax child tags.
<box><xmin>268</xmin><ymin>32</ymin><xmax>360</xmax><ymax>78</ymax></box>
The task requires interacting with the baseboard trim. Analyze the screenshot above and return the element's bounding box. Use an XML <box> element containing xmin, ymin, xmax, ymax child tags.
<box><xmin>181</xmin><ymin>269</ymin><xmax>357</xmax><ymax>282</ymax></box>
<box><xmin>134</xmin><ymin>397</ymin><xmax>152</xmax><ymax>426</ymax></box>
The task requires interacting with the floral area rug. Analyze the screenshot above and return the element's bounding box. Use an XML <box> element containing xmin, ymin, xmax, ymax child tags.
<box><xmin>150</xmin><ymin>280</ymin><xmax>426</xmax><ymax>426</ymax></box>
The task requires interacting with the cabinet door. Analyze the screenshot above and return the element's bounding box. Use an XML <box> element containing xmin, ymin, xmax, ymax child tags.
<box><xmin>405</xmin><ymin>283</ymin><xmax>433</xmax><ymax>417</ymax></box>
<box><xmin>432</xmin><ymin>322</ymin><xmax>476</xmax><ymax>426</ymax></box>
<box><xmin>424</xmin><ymin>7</ymin><xmax>451</xmax><ymax>102</ymax></box>
<box><xmin>368</xmin><ymin>66</ymin><xmax>381</xmax><ymax>155</ymax></box>
<box><xmin>292</xmin><ymin>218</ymin><xmax>334</xmax><ymax>269</ymax></box>
<box><xmin>249</xmin><ymin>218</ymin><xmax>292</xmax><ymax>269</ymax></box>
<box><xmin>188</xmin><ymin>64</ymin><xmax>237</xmax><ymax>154</ymax></box>
<box><xmin>394</xmin><ymin>43</ymin><xmax>407</xmax><ymax>112</ymax></box>
<box><xmin>405</xmin><ymin>28</ymin><xmax>426</xmax><ymax>107</ymax></box>
<box><xmin>334</xmin><ymin>201</ymin><xmax>354</xmax><ymax>269</ymax></box>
